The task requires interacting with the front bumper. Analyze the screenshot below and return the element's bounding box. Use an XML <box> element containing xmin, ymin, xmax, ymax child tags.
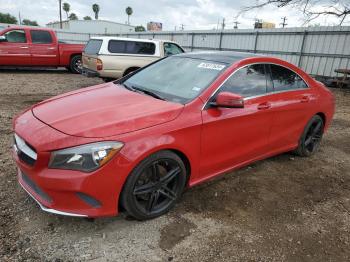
<box><xmin>12</xmin><ymin>110</ymin><xmax>133</xmax><ymax>218</ymax></box>
<box><xmin>18</xmin><ymin>174</ymin><xmax>87</xmax><ymax>217</ymax></box>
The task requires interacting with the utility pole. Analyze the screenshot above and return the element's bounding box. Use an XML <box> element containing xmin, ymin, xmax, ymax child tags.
<box><xmin>233</xmin><ymin>21</ymin><xmax>240</xmax><ymax>29</ymax></box>
<box><xmin>174</xmin><ymin>26</ymin><xmax>177</xmax><ymax>31</ymax></box>
<box><xmin>58</xmin><ymin>0</ymin><xmax>63</xmax><ymax>29</ymax></box>
<box><xmin>18</xmin><ymin>12</ymin><xmax>22</xmax><ymax>25</ymax></box>
<box><xmin>280</xmin><ymin>16</ymin><xmax>287</xmax><ymax>28</ymax></box>
<box><xmin>221</xmin><ymin>18</ymin><xmax>225</xmax><ymax>30</ymax></box>
<box><xmin>180</xmin><ymin>24</ymin><xmax>184</xmax><ymax>30</ymax></box>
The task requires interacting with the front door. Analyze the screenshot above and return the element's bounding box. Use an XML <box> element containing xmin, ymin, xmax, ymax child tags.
<box><xmin>0</xmin><ymin>29</ymin><xmax>31</xmax><ymax>65</ymax></box>
<box><xmin>200</xmin><ymin>64</ymin><xmax>273</xmax><ymax>180</ymax></box>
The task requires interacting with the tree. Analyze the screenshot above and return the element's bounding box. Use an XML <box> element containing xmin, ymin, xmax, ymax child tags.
<box><xmin>126</xmin><ymin>6</ymin><xmax>133</xmax><ymax>25</ymax></box>
<box><xmin>83</xmin><ymin>16</ymin><xmax>92</xmax><ymax>20</ymax></box>
<box><xmin>22</xmin><ymin>19</ymin><xmax>39</xmax><ymax>26</ymax></box>
<box><xmin>0</xmin><ymin>12</ymin><xmax>18</xmax><ymax>24</ymax></box>
<box><xmin>241</xmin><ymin>0</ymin><xmax>350</xmax><ymax>25</ymax></box>
<box><xmin>92</xmin><ymin>4</ymin><xmax>100</xmax><ymax>20</ymax></box>
<box><xmin>135</xmin><ymin>25</ymin><xmax>145</xmax><ymax>32</ymax></box>
<box><xmin>62</xmin><ymin>2</ymin><xmax>70</xmax><ymax>19</ymax></box>
<box><xmin>68</xmin><ymin>13</ymin><xmax>78</xmax><ymax>20</ymax></box>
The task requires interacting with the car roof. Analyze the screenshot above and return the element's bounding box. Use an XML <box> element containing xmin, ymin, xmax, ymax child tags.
<box><xmin>90</xmin><ymin>36</ymin><xmax>175</xmax><ymax>44</ymax></box>
<box><xmin>175</xmin><ymin>51</ymin><xmax>262</xmax><ymax>64</ymax></box>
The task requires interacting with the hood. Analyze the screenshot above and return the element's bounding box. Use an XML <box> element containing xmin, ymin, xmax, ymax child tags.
<box><xmin>32</xmin><ymin>83</ymin><xmax>184</xmax><ymax>138</ymax></box>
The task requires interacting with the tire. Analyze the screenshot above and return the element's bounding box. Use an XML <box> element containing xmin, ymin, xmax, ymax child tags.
<box><xmin>69</xmin><ymin>55</ymin><xmax>82</xmax><ymax>74</ymax></box>
<box><xmin>295</xmin><ymin>115</ymin><xmax>324</xmax><ymax>157</ymax></box>
<box><xmin>121</xmin><ymin>150</ymin><xmax>187</xmax><ymax>220</ymax></box>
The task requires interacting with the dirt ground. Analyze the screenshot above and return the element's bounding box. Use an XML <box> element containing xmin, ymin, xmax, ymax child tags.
<box><xmin>0</xmin><ymin>69</ymin><xmax>349</xmax><ymax>262</ymax></box>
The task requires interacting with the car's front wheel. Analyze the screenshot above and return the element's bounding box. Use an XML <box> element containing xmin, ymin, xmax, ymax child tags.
<box><xmin>121</xmin><ymin>150</ymin><xmax>187</xmax><ymax>220</ymax></box>
<box><xmin>295</xmin><ymin>115</ymin><xmax>324</xmax><ymax>157</ymax></box>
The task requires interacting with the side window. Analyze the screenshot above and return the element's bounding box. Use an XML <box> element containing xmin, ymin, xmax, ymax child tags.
<box><xmin>220</xmin><ymin>64</ymin><xmax>267</xmax><ymax>97</ymax></box>
<box><xmin>269</xmin><ymin>64</ymin><xmax>308</xmax><ymax>91</ymax></box>
<box><xmin>30</xmin><ymin>30</ymin><xmax>53</xmax><ymax>44</ymax></box>
<box><xmin>4</xmin><ymin>30</ymin><xmax>27</xmax><ymax>43</ymax></box>
<box><xmin>108</xmin><ymin>40</ymin><xmax>155</xmax><ymax>55</ymax></box>
<box><xmin>164</xmin><ymin>43</ymin><xmax>184</xmax><ymax>56</ymax></box>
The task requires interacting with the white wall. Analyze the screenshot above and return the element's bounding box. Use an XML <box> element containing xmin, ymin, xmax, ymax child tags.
<box><xmin>47</xmin><ymin>20</ymin><xmax>134</xmax><ymax>34</ymax></box>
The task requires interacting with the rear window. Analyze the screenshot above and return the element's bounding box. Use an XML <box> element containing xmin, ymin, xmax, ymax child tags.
<box><xmin>30</xmin><ymin>30</ymin><xmax>53</xmax><ymax>44</ymax></box>
<box><xmin>108</xmin><ymin>40</ymin><xmax>156</xmax><ymax>55</ymax></box>
<box><xmin>84</xmin><ymin>39</ymin><xmax>103</xmax><ymax>55</ymax></box>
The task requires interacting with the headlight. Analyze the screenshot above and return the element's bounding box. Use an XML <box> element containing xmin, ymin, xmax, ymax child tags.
<box><xmin>49</xmin><ymin>141</ymin><xmax>124</xmax><ymax>172</ymax></box>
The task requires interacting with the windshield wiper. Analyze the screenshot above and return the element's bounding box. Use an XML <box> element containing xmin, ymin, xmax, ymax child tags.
<box><xmin>120</xmin><ymin>83</ymin><xmax>166</xmax><ymax>101</ymax></box>
<box><xmin>132</xmin><ymin>86</ymin><xmax>166</xmax><ymax>101</ymax></box>
<box><xmin>121</xmin><ymin>82</ymin><xmax>135</xmax><ymax>91</ymax></box>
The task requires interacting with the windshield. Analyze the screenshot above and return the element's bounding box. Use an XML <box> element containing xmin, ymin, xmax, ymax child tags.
<box><xmin>84</xmin><ymin>39</ymin><xmax>102</xmax><ymax>55</ymax></box>
<box><xmin>122</xmin><ymin>56</ymin><xmax>227</xmax><ymax>104</ymax></box>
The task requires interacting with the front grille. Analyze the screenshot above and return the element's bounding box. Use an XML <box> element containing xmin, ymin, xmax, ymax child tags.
<box><xmin>14</xmin><ymin>134</ymin><xmax>37</xmax><ymax>166</ymax></box>
<box><xmin>21</xmin><ymin>171</ymin><xmax>52</xmax><ymax>203</ymax></box>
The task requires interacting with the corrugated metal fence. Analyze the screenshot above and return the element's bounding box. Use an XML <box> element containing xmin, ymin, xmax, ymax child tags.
<box><xmin>55</xmin><ymin>26</ymin><xmax>350</xmax><ymax>77</ymax></box>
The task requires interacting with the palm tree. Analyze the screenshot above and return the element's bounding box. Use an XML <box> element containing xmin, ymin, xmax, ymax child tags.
<box><xmin>62</xmin><ymin>2</ymin><xmax>70</xmax><ymax>19</ymax></box>
<box><xmin>125</xmin><ymin>6</ymin><xmax>133</xmax><ymax>25</ymax></box>
<box><xmin>68</xmin><ymin>13</ymin><xmax>78</xmax><ymax>20</ymax></box>
<box><xmin>92</xmin><ymin>4</ymin><xmax>100</xmax><ymax>20</ymax></box>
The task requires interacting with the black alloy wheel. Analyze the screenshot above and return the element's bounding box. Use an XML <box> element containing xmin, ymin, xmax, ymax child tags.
<box><xmin>295</xmin><ymin>115</ymin><xmax>324</xmax><ymax>157</ymax></box>
<box><xmin>121</xmin><ymin>151</ymin><xmax>187</xmax><ymax>220</ymax></box>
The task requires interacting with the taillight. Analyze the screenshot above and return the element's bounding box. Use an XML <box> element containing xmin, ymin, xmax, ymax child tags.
<box><xmin>96</xmin><ymin>59</ymin><xmax>103</xmax><ymax>71</ymax></box>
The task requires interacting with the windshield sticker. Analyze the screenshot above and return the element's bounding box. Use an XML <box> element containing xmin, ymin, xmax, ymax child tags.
<box><xmin>192</xmin><ymin>87</ymin><xmax>201</xmax><ymax>92</ymax></box>
<box><xmin>198</xmin><ymin>62</ymin><xmax>225</xmax><ymax>71</ymax></box>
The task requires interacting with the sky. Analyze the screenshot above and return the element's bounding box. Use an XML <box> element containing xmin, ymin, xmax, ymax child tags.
<box><xmin>1</xmin><ymin>0</ymin><xmax>349</xmax><ymax>30</ymax></box>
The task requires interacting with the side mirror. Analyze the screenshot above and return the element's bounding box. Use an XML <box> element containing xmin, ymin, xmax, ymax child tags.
<box><xmin>0</xmin><ymin>35</ymin><xmax>6</xmax><ymax>42</ymax></box>
<box><xmin>213</xmin><ymin>92</ymin><xmax>244</xmax><ymax>108</ymax></box>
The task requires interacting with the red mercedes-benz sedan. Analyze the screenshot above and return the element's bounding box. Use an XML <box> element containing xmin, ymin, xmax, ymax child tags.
<box><xmin>12</xmin><ymin>52</ymin><xmax>335</xmax><ymax>220</ymax></box>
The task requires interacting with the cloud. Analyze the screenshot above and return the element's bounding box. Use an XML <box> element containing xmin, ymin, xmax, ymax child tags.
<box><xmin>0</xmin><ymin>0</ymin><xmax>348</xmax><ymax>29</ymax></box>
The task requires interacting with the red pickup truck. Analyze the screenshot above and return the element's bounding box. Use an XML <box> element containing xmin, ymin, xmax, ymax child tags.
<box><xmin>0</xmin><ymin>26</ymin><xmax>84</xmax><ymax>73</ymax></box>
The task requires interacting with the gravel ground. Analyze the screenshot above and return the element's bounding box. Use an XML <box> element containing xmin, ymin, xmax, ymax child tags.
<box><xmin>0</xmin><ymin>69</ymin><xmax>349</xmax><ymax>261</ymax></box>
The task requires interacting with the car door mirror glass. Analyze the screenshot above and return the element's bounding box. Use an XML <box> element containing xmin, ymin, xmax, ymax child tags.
<box><xmin>0</xmin><ymin>35</ymin><xmax>7</xmax><ymax>42</ymax></box>
<box><xmin>214</xmin><ymin>92</ymin><xmax>244</xmax><ymax>108</ymax></box>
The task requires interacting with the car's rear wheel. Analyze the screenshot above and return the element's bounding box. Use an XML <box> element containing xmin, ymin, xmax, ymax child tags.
<box><xmin>295</xmin><ymin>115</ymin><xmax>324</xmax><ymax>157</ymax></box>
<box><xmin>121</xmin><ymin>151</ymin><xmax>187</xmax><ymax>220</ymax></box>
<box><xmin>69</xmin><ymin>55</ymin><xmax>82</xmax><ymax>74</ymax></box>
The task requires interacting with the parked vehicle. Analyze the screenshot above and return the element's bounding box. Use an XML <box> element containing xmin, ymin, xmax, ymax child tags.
<box><xmin>0</xmin><ymin>26</ymin><xmax>84</xmax><ymax>73</ymax></box>
<box><xmin>12</xmin><ymin>51</ymin><xmax>334</xmax><ymax>220</ymax></box>
<box><xmin>82</xmin><ymin>37</ymin><xmax>185</xmax><ymax>81</ymax></box>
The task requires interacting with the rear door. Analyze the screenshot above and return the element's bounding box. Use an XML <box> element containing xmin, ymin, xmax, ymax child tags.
<box><xmin>0</xmin><ymin>29</ymin><xmax>31</xmax><ymax>65</ymax></box>
<box><xmin>29</xmin><ymin>30</ymin><xmax>58</xmax><ymax>66</ymax></box>
<box><xmin>82</xmin><ymin>39</ymin><xmax>103</xmax><ymax>71</ymax></box>
<box><xmin>266</xmin><ymin>64</ymin><xmax>315</xmax><ymax>150</ymax></box>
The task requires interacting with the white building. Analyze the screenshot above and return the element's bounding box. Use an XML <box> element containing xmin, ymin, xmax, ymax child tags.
<box><xmin>46</xmin><ymin>20</ymin><xmax>135</xmax><ymax>34</ymax></box>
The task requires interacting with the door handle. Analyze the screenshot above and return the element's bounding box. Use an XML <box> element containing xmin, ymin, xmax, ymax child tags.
<box><xmin>257</xmin><ymin>102</ymin><xmax>271</xmax><ymax>110</ymax></box>
<box><xmin>19</xmin><ymin>46</ymin><xmax>29</xmax><ymax>49</ymax></box>
<box><xmin>300</xmin><ymin>96</ymin><xmax>310</xmax><ymax>103</ymax></box>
